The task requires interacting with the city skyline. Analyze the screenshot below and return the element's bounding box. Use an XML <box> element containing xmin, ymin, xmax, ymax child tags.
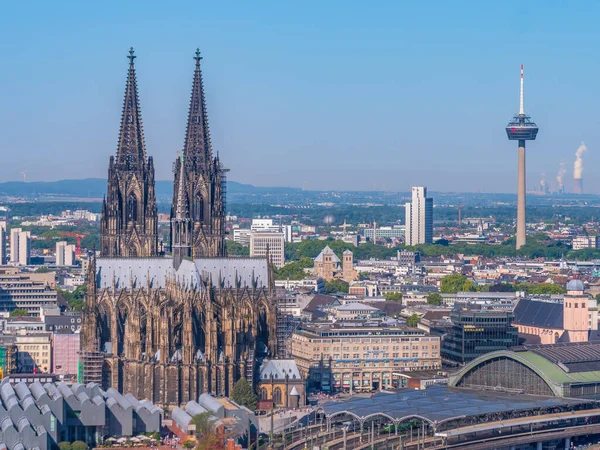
<box><xmin>2</xmin><ymin>1</ymin><xmax>600</xmax><ymax>192</ymax></box>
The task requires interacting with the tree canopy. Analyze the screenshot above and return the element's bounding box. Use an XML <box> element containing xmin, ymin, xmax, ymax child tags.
<box><xmin>9</xmin><ymin>308</ymin><xmax>29</xmax><ymax>317</ymax></box>
<box><xmin>440</xmin><ymin>274</ymin><xmax>474</xmax><ymax>294</ymax></box>
<box><xmin>231</xmin><ymin>378</ymin><xmax>258</xmax><ymax>411</ymax></box>
<box><xmin>426</xmin><ymin>292</ymin><xmax>443</xmax><ymax>306</ymax></box>
<box><xmin>384</xmin><ymin>293</ymin><xmax>403</xmax><ymax>303</ymax></box>
<box><xmin>191</xmin><ymin>412</ymin><xmax>216</xmax><ymax>437</ymax></box>
<box><xmin>516</xmin><ymin>282</ymin><xmax>566</xmax><ymax>295</ymax></box>
<box><xmin>226</xmin><ymin>241</ymin><xmax>250</xmax><ymax>256</ymax></box>
<box><xmin>71</xmin><ymin>441</ymin><xmax>88</xmax><ymax>450</ymax></box>
<box><xmin>274</xmin><ymin>258</ymin><xmax>313</xmax><ymax>280</ymax></box>
<box><xmin>406</xmin><ymin>313</ymin><xmax>421</xmax><ymax>327</ymax></box>
<box><xmin>324</xmin><ymin>279</ymin><xmax>349</xmax><ymax>294</ymax></box>
<box><xmin>58</xmin><ymin>285</ymin><xmax>87</xmax><ymax>312</ymax></box>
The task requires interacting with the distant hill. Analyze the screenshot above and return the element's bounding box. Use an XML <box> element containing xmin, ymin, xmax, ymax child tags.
<box><xmin>0</xmin><ymin>178</ymin><xmax>301</xmax><ymax>200</ymax></box>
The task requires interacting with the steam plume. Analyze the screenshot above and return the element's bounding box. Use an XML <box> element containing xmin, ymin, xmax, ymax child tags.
<box><xmin>557</xmin><ymin>161</ymin><xmax>566</xmax><ymax>190</ymax></box>
<box><xmin>574</xmin><ymin>142</ymin><xmax>587</xmax><ymax>180</ymax></box>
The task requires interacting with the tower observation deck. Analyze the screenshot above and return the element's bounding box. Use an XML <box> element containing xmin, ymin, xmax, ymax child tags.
<box><xmin>505</xmin><ymin>65</ymin><xmax>538</xmax><ymax>250</ymax></box>
<box><xmin>506</xmin><ymin>65</ymin><xmax>539</xmax><ymax>142</ymax></box>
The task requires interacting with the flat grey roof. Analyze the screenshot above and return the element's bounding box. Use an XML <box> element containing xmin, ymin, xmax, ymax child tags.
<box><xmin>319</xmin><ymin>385</ymin><xmax>591</xmax><ymax>424</ymax></box>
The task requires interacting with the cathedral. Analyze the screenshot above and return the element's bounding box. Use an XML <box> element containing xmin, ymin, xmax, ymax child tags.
<box><xmin>81</xmin><ymin>49</ymin><xmax>278</xmax><ymax>410</ymax></box>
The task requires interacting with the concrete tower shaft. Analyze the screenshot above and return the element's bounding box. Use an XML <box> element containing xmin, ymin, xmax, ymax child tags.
<box><xmin>505</xmin><ymin>65</ymin><xmax>538</xmax><ymax>250</ymax></box>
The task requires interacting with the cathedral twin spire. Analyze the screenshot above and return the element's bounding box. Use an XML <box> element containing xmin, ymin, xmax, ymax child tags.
<box><xmin>100</xmin><ymin>48</ymin><xmax>226</xmax><ymax>262</ymax></box>
<box><xmin>171</xmin><ymin>48</ymin><xmax>227</xmax><ymax>266</ymax></box>
<box><xmin>116</xmin><ymin>48</ymin><xmax>147</xmax><ymax>171</ymax></box>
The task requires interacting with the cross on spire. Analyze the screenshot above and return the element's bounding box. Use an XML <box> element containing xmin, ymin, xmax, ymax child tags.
<box><xmin>194</xmin><ymin>48</ymin><xmax>202</xmax><ymax>65</ymax></box>
<box><xmin>128</xmin><ymin>47</ymin><xmax>136</xmax><ymax>65</ymax></box>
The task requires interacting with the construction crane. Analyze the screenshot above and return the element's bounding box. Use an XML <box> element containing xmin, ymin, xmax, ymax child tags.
<box><xmin>57</xmin><ymin>232</ymin><xmax>87</xmax><ymax>259</ymax></box>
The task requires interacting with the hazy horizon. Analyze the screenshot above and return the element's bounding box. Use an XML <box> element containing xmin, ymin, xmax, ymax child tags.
<box><xmin>2</xmin><ymin>1</ymin><xmax>600</xmax><ymax>193</ymax></box>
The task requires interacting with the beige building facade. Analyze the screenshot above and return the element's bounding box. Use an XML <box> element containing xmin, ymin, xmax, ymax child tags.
<box><xmin>14</xmin><ymin>330</ymin><xmax>52</xmax><ymax>373</ymax></box>
<box><xmin>250</xmin><ymin>231</ymin><xmax>285</xmax><ymax>268</ymax></box>
<box><xmin>291</xmin><ymin>323</ymin><xmax>441</xmax><ymax>393</ymax></box>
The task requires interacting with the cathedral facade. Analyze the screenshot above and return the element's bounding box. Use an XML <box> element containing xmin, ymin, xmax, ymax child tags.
<box><xmin>81</xmin><ymin>49</ymin><xmax>277</xmax><ymax>410</ymax></box>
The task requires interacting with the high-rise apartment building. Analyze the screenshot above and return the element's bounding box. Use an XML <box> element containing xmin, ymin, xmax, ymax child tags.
<box><xmin>250</xmin><ymin>231</ymin><xmax>285</xmax><ymax>268</ymax></box>
<box><xmin>0</xmin><ymin>226</ymin><xmax>6</xmax><ymax>265</ymax></box>
<box><xmin>405</xmin><ymin>187</ymin><xmax>433</xmax><ymax>246</ymax></box>
<box><xmin>56</xmin><ymin>241</ymin><xmax>76</xmax><ymax>266</ymax></box>
<box><xmin>10</xmin><ymin>228</ymin><xmax>31</xmax><ymax>266</ymax></box>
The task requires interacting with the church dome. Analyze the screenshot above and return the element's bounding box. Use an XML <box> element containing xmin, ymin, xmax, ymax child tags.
<box><xmin>567</xmin><ymin>279</ymin><xmax>584</xmax><ymax>292</ymax></box>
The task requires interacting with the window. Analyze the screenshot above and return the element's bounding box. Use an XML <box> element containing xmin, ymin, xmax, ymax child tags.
<box><xmin>273</xmin><ymin>388</ymin><xmax>282</xmax><ymax>405</ymax></box>
<box><xmin>259</xmin><ymin>388</ymin><xmax>268</xmax><ymax>400</ymax></box>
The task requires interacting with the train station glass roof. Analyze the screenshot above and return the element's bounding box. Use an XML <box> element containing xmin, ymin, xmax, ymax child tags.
<box><xmin>319</xmin><ymin>385</ymin><xmax>590</xmax><ymax>424</ymax></box>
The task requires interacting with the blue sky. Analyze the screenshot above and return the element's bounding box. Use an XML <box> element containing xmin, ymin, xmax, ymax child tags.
<box><xmin>1</xmin><ymin>1</ymin><xmax>600</xmax><ymax>193</ymax></box>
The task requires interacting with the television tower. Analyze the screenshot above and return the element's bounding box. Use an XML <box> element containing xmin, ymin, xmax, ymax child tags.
<box><xmin>506</xmin><ymin>65</ymin><xmax>538</xmax><ymax>249</ymax></box>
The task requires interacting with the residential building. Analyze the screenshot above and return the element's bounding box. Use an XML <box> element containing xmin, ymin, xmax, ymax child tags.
<box><xmin>0</xmin><ymin>267</ymin><xmax>57</xmax><ymax>316</ymax></box>
<box><xmin>249</xmin><ymin>231</ymin><xmax>285</xmax><ymax>268</ymax></box>
<box><xmin>397</xmin><ymin>250</ymin><xmax>420</xmax><ymax>266</ymax></box>
<box><xmin>329</xmin><ymin>302</ymin><xmax>379</xmax><ymax>320</ymax></box>
<box><xmin>56</xmin><ymin>240</ymin><xmax>76</xmax><ymax>266</ymax></box>
<box><xmin>363</xmin><ymin>226</ymin><xmax>405</xmax><ymax>241</ymax></box>
<box><xmin>442</xmin><ymin>302</ymin><xmax>519</xmax><ymax>364</ymax></box>
<box><xmin>405</xmin><ymin>186</ymin><xmax>433</xmax><ymax>245</ymax></box>
<box><xmin>44</xmin><ymin>312</ymin><xmax>82</xmax><ymax>333</ymax></box>
<box><xmin>10</xmin><ymin>228</ymin><xmax>31</xmax><ymax>265</ymax></box>
<box><xmin>572</xmin><ymin>235</ymin><xmax>599</xmax><ymax>250</ymax></box>
<box><xmin>0</xmin><ymin>225</ymin><xmax>6</xmax><ymax>265</ymax></box>
<box><xmin>233</xmin><ymin>228</ymin><xmax>251</xmax><ymax>246</ymax></box>
<box><xmin>14</xmin><ymin>330</ymin><xmax>52</xmax><ymax>373</ymax></box>
<box><xmin>291</xmin><ymin>322</ymin><xmax>441</xmax><ymax>392</ymax></box>
<box><xmin>52</xmin><ymin>332</ymin><xmax>80</xmax><ymax>379</ymax></box>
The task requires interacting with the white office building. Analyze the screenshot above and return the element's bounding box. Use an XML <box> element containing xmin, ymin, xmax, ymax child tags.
<box><xmin>405</xmin><ymin>186</ymin><xmax>433</xmax><ymax>246</ymax></box>
<box><xmin>233</xmin><ymin>228</ymin><xmax>252</xmax><ymax>246</ymax></box>
<box><xmin>251</xmin><ymin>219</ymin><xmax>292</xmax><ymax>243</ymax></box>
<box><xmin>250</xmin><ymin>231</ymin><xmax>286</xmax><ymax>268</ymax></box>
<box><xmin>572</xmin><ymin>236</ymin><xmax>599</xmax><ymax>250</ymax></box>
<box><xmin>56</xmin><ymin>241</ymin><xmax>76</xmax><ymax>266</ymax></box>
<box><xmin>10</xmin><ymin>228</ymin><xmax>31</xmax><ymax>266</ymax></box>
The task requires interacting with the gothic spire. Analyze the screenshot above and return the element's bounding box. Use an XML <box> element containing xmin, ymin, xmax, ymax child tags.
<box><xmin>175</xmin><ymin>154</ymin><xmax>189</xmax><ymax>219</ymax></box>
<box><xmin>183</xmin><ymin>49</ymin><xmax>213</xmax><ymax>168</ymax></box>
<box><xmin>116</xmin><ymin>47</ymin><xmax>147</xmax><ymax>170</ymax></box>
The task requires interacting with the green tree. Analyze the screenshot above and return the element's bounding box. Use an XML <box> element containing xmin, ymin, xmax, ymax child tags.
<box><xmin>384</xmin><ymin>292</ymin><xmax>403</xmax><ymax>303</ymax></box>
<box><xmin>324</xmin><ymin>279</ymin><xmax>349</xmax><ymax>294</ymax></box>
<box><xmin>231</xmin><ymin>377</ymin><xmax>258</xmax><ymax>411</ymax></box>
<box><xmin>516</xmin><ymin>282</ymin><xmax>566</xmax><ymax>295</ymax></box>
<box><xmin>191</xmin><ymin>411</ymin><xmax>216</xmax><ymax>437</ymax></box>
<box><xmin>58</xmin><ymin>285</ymin><xmax>87</xmax><ymax>312</ymax></box>
<box><xmin>9</xmin><ymin>308</ymin><xmax>28</xmax><ymax>317</ymax></box>
<box><xmin>35</xmin><ymin>266</ymin><xmax>50</xmax><ymax>273</ymax></box>
<box><xmin>595</xmin><ymin>293</ymin><xmax>600</xmax><ymax>304</ymax></box>
<box><xmin>439</xmin><ymin>274</ymin><xmax>474</xmax><ymax>294</ymax></box>
<box><xmin>426</xmin><ymin>292</ymin><xmax>443</xmax><ymax>306</ymax></box>
<box><xmin>71</xmin><ymin>442</ymin><xmax>88</xmax><ymax>450</ymax></box>
<box><xmin>489</xmin><ymin>283</ymin><xmax>515</xmax><ymax>292</ymax></box>
<box><xmin>274</xmin><ymin>258</ymin><xmax>313</xmax><ymax>280</ymax></box>
<box><xmin>406</xmin><ymin>313</ymin><xmax>421</xmax><ymax>327</ymax></box>
<box><xmin>227</xmin><ymin>241</ymin><xmax>250</xmax><ymax>256</ymax></box>
<box><xmin>58</xmin><ymin>442</ymin><xmax>72</xmax><ymax>450</ymax></box>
